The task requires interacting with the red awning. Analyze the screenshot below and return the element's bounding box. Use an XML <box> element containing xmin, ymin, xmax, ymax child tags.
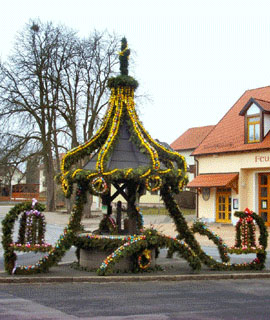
<box><xmin>187</xmin><ymin>173</ymin><xmax>238</xmax><ymax>192</ymax></box>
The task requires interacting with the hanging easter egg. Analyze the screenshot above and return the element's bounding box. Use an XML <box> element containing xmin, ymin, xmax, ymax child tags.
<box><xmin>91</xmin><ymin>176</ymin><xmax>108</xmax><ymax>195</ymax></box>
<box><xmin>145</xmin><ymin>175</ymin><xmax>162</xmax><ymax>192</ymax></box>
<box><xmin>138</xmin><ymin>249</ymin><xmax>152</xmax><ymax>270</ymax></box>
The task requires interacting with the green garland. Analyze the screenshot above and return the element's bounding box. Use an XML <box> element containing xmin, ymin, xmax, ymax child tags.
<box><xmin>17</xmin><ymin>211</ymin><xmax>27</xmax><ymax>244</ymax></box>
<box><xmin>191</xmin><ymin>220</ymin><xmax>230</xmax><ymax>263</ymax></box>
<box><xmin>119</xmin><ymin>37</ymin><xmax>130</xmax><ymax>76</ymax></box>
<box><xmin>2</xmin><ymin>184</ymin><xmax>87</xmax><ymax>275</ymax></box>
<box><xmin>107</xmin><ymin>75</ymin><xmax>139</xmax><ymax>90</ymax></box>
<box><xmin>160</xmin><ymin>184</ymin><xmax>268</xmax><ymax>271</ymax></box>
<box><xmin>1</xmin><ymin>202</ymin><xmax>45</xmax><ymax>274</ymax></box>
<box><xmin>3</xmin><ymin>183</ymin><xmax>268</xmax><ymax>275</ymax></box>
<box><xmin>75</xmin><ymin>236</ymin><xmax>125</xmax><ymax>252</ymax></box>
<box><xmin>9</xmin><ymin>243</ymin><xmax>53</xmax><ymax>253</ymax></box>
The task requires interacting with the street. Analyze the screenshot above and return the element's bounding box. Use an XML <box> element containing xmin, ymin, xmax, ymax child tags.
<box><xmin>0</xmin><ymin>279</ymin><xmax>270</xmax><ymax>319</ymax></box>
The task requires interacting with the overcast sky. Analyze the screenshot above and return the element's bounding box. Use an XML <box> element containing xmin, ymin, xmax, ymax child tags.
<box><xmin>1</xmin><ymin>0</ymin><xmax>270</xmax><ymax>144</ymax></box>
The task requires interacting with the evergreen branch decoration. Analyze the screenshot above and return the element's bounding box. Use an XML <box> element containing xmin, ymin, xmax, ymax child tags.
<box><xmin>119</xmin><ymin>37</ymin><xmax>130</xmax><ymax>76</ymax></box>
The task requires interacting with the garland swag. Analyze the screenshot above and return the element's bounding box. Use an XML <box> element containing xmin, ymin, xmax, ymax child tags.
<box><xmin>2</xmin><ymin>184</ymin><xmax>87</xmax><ymax>275</ymax></box>
<box><xmin>160</xmin><ymin>184</ymin><xmax>268</xmax><ymax>271</ymax></box>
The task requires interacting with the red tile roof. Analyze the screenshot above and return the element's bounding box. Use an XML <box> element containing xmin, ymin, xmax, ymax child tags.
<box><xmin>193</xmin><ymin>86</ymin><xmax>270</xmax><ymax>156</ymax></box>
<box><xmin>170</xmin><ymin>125</ymin><xmax>215</xmax><ymax>151</ymax></box>
<box><xmin>187</xmin><ymin>173</ymin><xmax>238</xmax><ymax>188</ymax></box>
<box><xmin>255</xmin><ymin>98</ymin><xmax>270</xmax><ymax>112</ymax></box>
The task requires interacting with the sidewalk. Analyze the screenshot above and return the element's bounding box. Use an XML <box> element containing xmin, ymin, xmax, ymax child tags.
<box><xmin>1</xmin><ymin>210</ymin><xmax>270</xmax><ymax>283</ymax></box>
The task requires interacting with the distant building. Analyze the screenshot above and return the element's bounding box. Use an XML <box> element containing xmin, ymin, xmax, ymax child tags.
<box><xmin>170</xmin><ymin>125</ymin><xmax>215</xmax><ymax>183</ymax></box>
<box><xmin>0</xmin><ymin>166</ymin><xmax>26</xmax><ymax>197</ymax></box>
<box><xmin>188</xmin><ymin>86</ymin><xmax>270</xmax><ymax>225</ymax></box>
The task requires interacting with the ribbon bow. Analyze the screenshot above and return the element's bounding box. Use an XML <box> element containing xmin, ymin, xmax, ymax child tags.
<box><xmin>244</xmin><ymin>208</ymin><xmax>253</xmax><ymax>215</ymax></box>
<box><xmin>32</xmin><ymin>198</ymin><xmax>38</xmax><ymax>208</ymax></box>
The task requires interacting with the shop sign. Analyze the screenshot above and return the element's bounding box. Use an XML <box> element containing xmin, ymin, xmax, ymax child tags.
<box><xmin>255</xmin><ymin>156</ymin><xmax>270</xmax><ymax>163</ymax></box>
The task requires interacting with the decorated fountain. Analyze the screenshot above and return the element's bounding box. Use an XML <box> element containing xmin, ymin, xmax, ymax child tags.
<box><xmin>1</xmin><ymin>38</ymin><xmax>268</xmax><ymax>275</ymax></box>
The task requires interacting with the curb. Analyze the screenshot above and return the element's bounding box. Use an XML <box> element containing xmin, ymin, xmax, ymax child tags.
<box><xmin>1</xmin><ymin>272</ymin><xmax>270</xmax><ymax>284</ymax></box>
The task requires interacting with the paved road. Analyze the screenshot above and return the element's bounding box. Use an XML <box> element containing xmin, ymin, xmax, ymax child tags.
<box><xmin>0</xmin><ymin>279</ymin><xmax>270</xmax><ymax>319</ymax></box>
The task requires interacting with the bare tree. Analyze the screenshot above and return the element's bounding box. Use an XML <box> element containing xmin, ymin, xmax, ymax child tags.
<box><xmin>0</xmin><ymin>20</ymin><xmax>119</xmax><ymax>211</ymax></box>
<box><xmin>0</xmin><ymin>21</ymin><xmax>71</xmax><ymax>210</ymax></box>
<box><xmin>54</xmin><ymin>31</ymin><xmax>120</xmax><ymax>216</ymax></box>
<box><xmin>54</xmin><ymin>30</ymin><xmax>119</xmax><ymax>149</ymax></box>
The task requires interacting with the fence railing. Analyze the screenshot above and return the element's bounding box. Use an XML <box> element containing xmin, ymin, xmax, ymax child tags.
<box><xmin>0</xmin><ymin>193</ymin><xmax>46</xmax><ymax>202</ymax></box>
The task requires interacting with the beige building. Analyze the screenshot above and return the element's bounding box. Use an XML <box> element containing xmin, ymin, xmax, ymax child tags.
<box><xmin>188</xmin><ymin>86</ymin><xmax>270</xmax><ymax>226</ymax></box>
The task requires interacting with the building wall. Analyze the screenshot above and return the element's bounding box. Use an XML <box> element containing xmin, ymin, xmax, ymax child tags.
<box><xmin>196</xmin><ymin>150</ymin><xmax>270</xmax><ymax>224</ymax></box>
<box><xmin>177</xmin><ymin>149</ymin><xmax>195</xmax><ymax>183</ymax></box>
<box><xmin>0</xmin><ymin>170</ymin><xmax>26</xmax><ymax>186</ymax></box>
<box><xmin>198</xmin><ymin>151</ymin><xmax>270</xmax><ymax>173</ymax></box>
<box><xmin>11</xmin><ymin>171</ymin><xmax>26</xmax><ymax>185</ymax></box>
<box><xmin>198</xmin><ymin>187</ymin><xmax>215</xmax><ymax>222</ymax></box>
<box><xmin>39</xmin><ymin>168</ymin><xmax>46</xmax><ymax>193</ymax></box>
<box><xmin>179</xmin><ymin>149</ymin><xmax>195</xmax><ymax>166</ymax></box>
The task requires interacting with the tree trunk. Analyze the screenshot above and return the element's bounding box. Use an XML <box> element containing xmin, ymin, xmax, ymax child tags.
<box><xmin>43</xmin><ymin>146</ymin><xmax>56</xmax><ymax>212</ymax></box>
<box><xmin>45</xmin><ymin>164</ymin><xmax>56</xmax><ymax>212</ymax></box>
<box><xmin>82</xmin><ymin>192</ymin><xmax>93</xmax><ymax>218</ymax></box>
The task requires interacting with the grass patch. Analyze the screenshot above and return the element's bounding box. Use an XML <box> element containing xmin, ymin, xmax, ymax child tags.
<box><xmin>141</xmin><ymin>207</ymin><xmax>195</xmax><ymax>216</ymax></box>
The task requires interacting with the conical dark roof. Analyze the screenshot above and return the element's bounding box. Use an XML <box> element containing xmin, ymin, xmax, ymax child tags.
<box><xmin>60</xmin><ymin>39</ymin><xmax>187</xmax><ymax>197</ymax></box>
<box><xmin>83</xmin><ymin>121</ymin><xmax>151</xmax><ymax>171</ymax></box>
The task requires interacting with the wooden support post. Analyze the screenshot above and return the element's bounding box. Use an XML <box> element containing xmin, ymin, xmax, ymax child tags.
<box><xmin>116</xmin><ymin>201</ymin><xmax>122</xmax><ymax>233</ymax></box>
<box><xmin>126</xmin><ymin>182</ymin><xmax>138</xmax><ymax>235</ymax></box>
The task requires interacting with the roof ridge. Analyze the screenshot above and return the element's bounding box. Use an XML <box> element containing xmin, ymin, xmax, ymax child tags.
<box><xmin>191</xmin><ymin>126</ymin><xmax>216</xmax><ymax>155</ymax></box>
<box><xmin>246</xmin><ymin>85</ymin><xmax>270</xmax><ymax>92</ymax></box>
<box><xmin>188</xmin><ymin>125</ymin><xmax>215</xmax><ymax>130</ymax></box>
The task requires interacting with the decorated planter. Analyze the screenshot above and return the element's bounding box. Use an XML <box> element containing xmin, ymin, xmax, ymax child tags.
<box><xmin>76</xmin><ymin>233</ymin><xmax>156</xmax><ymax>272</ymax></box>
<box><xmin>79</xmin><ymin>248</ymin><xmax>156</xmax><ymax>272</ymax></box>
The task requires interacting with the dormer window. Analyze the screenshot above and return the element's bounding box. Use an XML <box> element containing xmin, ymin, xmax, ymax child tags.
<box><xmin>247</xmin><ymin>116</ymin><xmax>260</xmax><ymax>142</ymax></box>
<box><xmin>239</xmin><ymin>98</ymin><xmax>270</xmax><ymax>144</ymax></box>
<box><xmin>246</xmin><ymin>104</ymin><xmax>260</xmax><ymax>143</ymax></box>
